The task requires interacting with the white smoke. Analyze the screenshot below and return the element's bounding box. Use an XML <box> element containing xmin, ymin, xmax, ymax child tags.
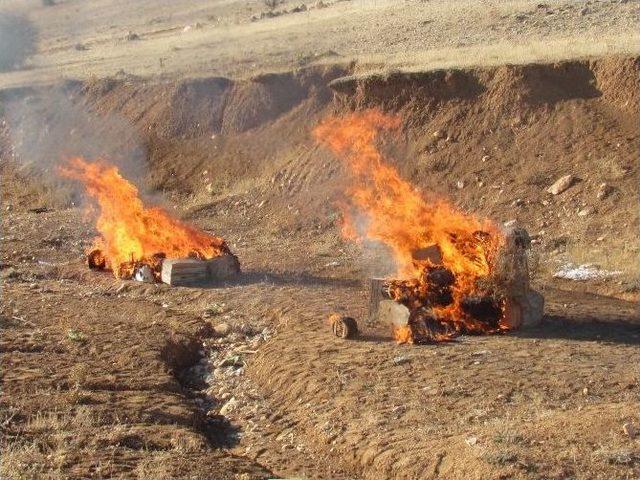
<box><xmin>4</xmin><ymin>86</ymin><xmax>147</xmax><ymax>204</ymax></box>
<box><xmin>346</xmin><ymin>210</ymin><xmax>398</xmax><ymax>278</ymax></box>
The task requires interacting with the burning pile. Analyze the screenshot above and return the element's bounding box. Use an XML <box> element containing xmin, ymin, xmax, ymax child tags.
<box><xmin>314</xmin><ymin>110</ymin><xmax>543</xmax><ymax>343</ymax></box>
<box><xmin>59</xmin><ymin>157</ymin><xmax>238</xmax><ymax>282</ymax></box>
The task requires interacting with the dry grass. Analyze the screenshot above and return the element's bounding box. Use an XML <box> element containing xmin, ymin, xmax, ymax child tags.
<box><xmin>332</xmin><ymin>34</ymin><xmax>640</xmax><ymax>77</ymax></box>
<box><xmin>0</xmin><ymin>408</ymin><xmax>97</xmax><ymax>479</ymax></box>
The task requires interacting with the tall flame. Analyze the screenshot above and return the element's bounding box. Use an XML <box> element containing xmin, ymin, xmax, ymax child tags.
<box><xmin>314</xmin><ymin>110</ymin><xmax>504</xmax><ymax>339</ymax></box>
<box><xmin>58</xmin><ymin>157</ymin><xmax>230</xmax><ymax>278</ymax></box>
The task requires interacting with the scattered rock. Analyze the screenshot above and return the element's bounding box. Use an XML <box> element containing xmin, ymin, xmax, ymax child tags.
<box><xmin>577</xmin><ymin>207</ymin><xmax>594</xmax><ymax>217</ymax></box>
<box><xmin>547</xmin><ymin>175</ymin><xmax>575</xmax><ymax>195</ymax></box>
<box><xmin>393</xmin><ymin>355</ymin><xmax>411</xmax><ymax>365</ymax></box>
<box><xmin>219</xmin><ymin>397</ymin><xmax>238</xmax><ymax>416</ymax></box>
<box><xmin>456</xmin><ymin>180</ymin><xmax>465</xmax><ymax>189</ymax></box>
<box><xmin>623</xmin><ymin>422</ymin><xmax>637</xmax><ymax>438</ymax></box>
<box><xmin>471</xmin><ymin>350</ymin><xmax>490</xmax><ymax>356</ymax></box>
<box><xmin>1</xmin><ymin>267</ymin><xmax>18</xmax><ymax>279</ymax></box>
<box><xmin>596</xmin><ymin>183</ymin><xmax>614</xmax><ymax>200</ymax></box>
<box><xmin>213</xmin><ymin>322</ymin><xmax>232</xmax><ymax>337</ymax></box>
<box><xmin>432</xmin><ymin>130</ymin><xmax>446</xmax><ymax>140</ymax></box>
<box><xmin>125</xmin><ymin>31</ymin><xmax>140</xmax><ymax>41</ymax></box>
<box><xmin>465</xmin><ymin>436</ymin><xmax>478</xmax><ymax>446</ymax></box>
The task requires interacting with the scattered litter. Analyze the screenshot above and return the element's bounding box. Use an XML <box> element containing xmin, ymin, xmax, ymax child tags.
<box><xmin>134</xmin><ymin>265</ymin><xmax>155</xmax><ymax>282</ymax></box>
<box><xmin>393</xmin><ymin>355</ymin><xmax>411</xmax><ymax>365</ymax></box>
<box><xmin>553</xmin><ymin>263</ymin><xmax>622</xmax><ymax>281</ymax></box>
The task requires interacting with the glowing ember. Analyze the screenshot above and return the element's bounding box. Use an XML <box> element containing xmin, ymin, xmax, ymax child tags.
<box><xmin>314</xmin><ymin>110</ymin><xmax>508</xmax><ymax>342</ymax></box>
<box><xmin>58</xmin><ymin>157</ymin><xmax>232</xmax><ymax>279</ymax></box>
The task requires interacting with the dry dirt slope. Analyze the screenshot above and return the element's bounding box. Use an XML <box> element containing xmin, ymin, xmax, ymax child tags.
<box><xmin>1</xmin><ymin>55</ymin><xmax>639</xmax><ymax>479</ymax></box>
<box><xmin>66</xmin><ymin>55</ymin><xmax>640</xmax><ymax>292</ymax></box>
<box><xmin>1</xmin><ymin>0</ymin><xmax>640</xmax><ymax>89</ymax></box>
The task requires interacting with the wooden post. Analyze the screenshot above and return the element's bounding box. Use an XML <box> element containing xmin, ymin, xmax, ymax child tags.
<box><xmin>368</xmin><ymin>277</ymin><xmax>389</xmax><ymax>324</ymax></box>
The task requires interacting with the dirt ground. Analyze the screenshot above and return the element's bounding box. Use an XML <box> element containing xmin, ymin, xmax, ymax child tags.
<box><xmin>1</xmin><ymin>1</ymin><xmax>640</xmax><ymax>479</ymax></box>
<box><xmin>0</xmin><ymin>0</ymin><xmax>639</xmax><ymax>89</ymax></box>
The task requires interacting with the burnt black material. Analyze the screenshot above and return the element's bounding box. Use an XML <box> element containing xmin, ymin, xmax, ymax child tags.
<box><xmin>461</xmin><ymin>296</ymin><xmax>502</xmax><ymax>326</ymax></box>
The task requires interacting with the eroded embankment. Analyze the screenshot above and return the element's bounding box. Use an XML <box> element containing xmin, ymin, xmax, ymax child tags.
<box><xmin>1</xmin><ymin>56</ymin><xmax>639</xmax><ymax>479</ymax></box>
<box><xmin>3</xmin><ymin>56</ymin><xmax>639</xmax><ymax>287</ymax></box>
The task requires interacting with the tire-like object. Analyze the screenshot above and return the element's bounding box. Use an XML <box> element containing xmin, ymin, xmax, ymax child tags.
<box><xmin>330</xmin><ymin>315</ymin><xmax>358</xmax><ymax>339</ymax></box>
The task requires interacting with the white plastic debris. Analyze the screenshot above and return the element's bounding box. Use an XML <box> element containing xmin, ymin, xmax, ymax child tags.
<box><xmin>553</xmin><ymin>263</ymin><xmax>622</xmax><ymax>281</ymax></box>
<box><xmin>134</xmin><ymin>265</ymin><xmax>155</xmax><ymax>282</ymax></box>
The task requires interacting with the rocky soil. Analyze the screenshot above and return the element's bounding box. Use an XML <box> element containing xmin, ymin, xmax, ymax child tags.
<box><xmin>1</xmin><ymin>54</ymin><xmax>639</xmax><ymax>478</ymax></box>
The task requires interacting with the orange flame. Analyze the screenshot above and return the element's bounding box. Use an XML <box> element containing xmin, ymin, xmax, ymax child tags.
<box><xmin>58</xmin><ymin>157</ymin><xmax>230</xmax><ymax>278</ymax></box>
<box><xmin>314</xmin><ymin>110</ymin><xmax>504</xmax><ymax>341</ymax></box>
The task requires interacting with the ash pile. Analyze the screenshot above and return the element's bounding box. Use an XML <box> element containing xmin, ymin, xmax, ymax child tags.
<box><xmin>370</xmin><ymin>226</ymin><xmax>544</xmax><ymax>343</ymax></box>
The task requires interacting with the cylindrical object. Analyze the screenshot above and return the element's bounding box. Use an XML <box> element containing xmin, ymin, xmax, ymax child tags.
<box><xmin>329</xmin><ymin>314</ymin><xmax>358</xmax><ymax>339</ymax></box>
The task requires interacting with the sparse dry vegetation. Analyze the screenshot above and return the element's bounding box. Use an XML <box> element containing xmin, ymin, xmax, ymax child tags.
<box><xmin>1</xmin><ymin>0</ymin><xmax>639</xmax><ymax>478</ymax></box>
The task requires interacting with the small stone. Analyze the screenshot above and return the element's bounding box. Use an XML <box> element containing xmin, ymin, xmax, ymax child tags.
<box><xmin>432</xmin><ymin>130</ymin><xmax>446</xmax><ymax>139</ymax></box>
<box><xmin>456</xmin><ymin>180</ymin><xmax>465</xmax><ymax>189</ymax></box>
<box><xmin>213</xmin><ymin>322</ymin><xmax>231</xmax><ymax>337</ymax></box>
<box><xmin>596</xmin><ymin>183</ymin><xmax>613</xmax><ymax>200</ymax></box>
<box><xmin>465</xmin><ymin>436</ymin><xmax>478</xmax><ymax>446</ymax></box>
<box><xmin>622</xmin><ymin>422</ymin><xmax>637</xmax><ymax>438</ymax></box>
<box><xmin>219</xmin><ymin>397</ymin><xmax>238</xmax><ymax>416</ymax></box>
<box><xmin>578</xmin><ymin>208</ymin><xmax>594</xmax><ymax>217</ymax></box>
<box><xmin>547</xmin><ymin>175</ymin><xmax>575</xmax><ymax>195</ymax></box>
<box><xmin>503</xmin><ymin>219</ymin><xmax>517</xmax><ymax>228</ymax></box>
<box><xmin>582</xmin><ymin>387</ymin><xmax>589</xmax><ymax>396</ymax></box>
<box><xmin>393</xmin><ymin>355</ymin><xmax>410</xmax><ymax>365</ymax></box>
<box><xmin>471</xmin><ymin>350</ymin><xmax>490</xmax><ymax>356</ymax></box>
<box><xmin>481</xmin><ymin>155</ymin><xmax>490</xmax><ymax>162</ymax></box>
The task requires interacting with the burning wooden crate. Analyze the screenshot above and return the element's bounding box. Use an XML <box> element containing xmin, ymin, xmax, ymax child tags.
<box><xmin>160</xmin><ymin>254</ymin><xmax>240</xmax><ymax>286</ymax></box>
<box><xmin>369</xmin><ymin>226</ymin><xmax>544</xmax><ymax>343</ymax></box>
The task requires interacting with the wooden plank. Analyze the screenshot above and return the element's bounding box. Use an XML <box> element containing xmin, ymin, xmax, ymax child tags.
<box><xmin>368</xmin><ymin>277</ymin><xmax>389</xmax><ymax>324</ymax></box>
<box><xmin>160</xmin><ymin>255</ymin><xmax>240</xmax><ymax>286</ymax></box>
